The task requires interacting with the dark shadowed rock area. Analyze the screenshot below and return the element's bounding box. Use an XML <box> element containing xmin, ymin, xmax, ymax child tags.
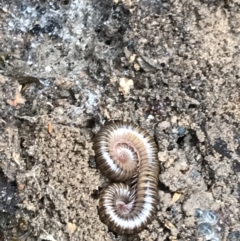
<box><xmin>0</xmin><ymin>0</ymin><xmax>240</xmax><ymax>240</ymax></box>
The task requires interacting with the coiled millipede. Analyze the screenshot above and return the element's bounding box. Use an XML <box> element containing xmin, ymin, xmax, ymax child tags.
<box><xmin>93</xmin><ymin>122</ymin><xmax>160</xmax><ymax>234</ymax></box>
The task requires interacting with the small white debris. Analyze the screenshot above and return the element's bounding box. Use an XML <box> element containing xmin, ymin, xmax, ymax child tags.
<box><xmin>45</xmin><ymin>66</ymin><xmax>52</xmax><ymax>72</ymax></box>
<box><xmin>119</xmin><ymin>77</ymin><xmax>134</xmax><ymax>95</ymax></box>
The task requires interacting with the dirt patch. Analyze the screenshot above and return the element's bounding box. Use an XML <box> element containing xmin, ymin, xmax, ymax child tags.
<box><xmin>0</xmin><ymin>0</ymin><xmax>240</xmax><ymax>240</ymax></box>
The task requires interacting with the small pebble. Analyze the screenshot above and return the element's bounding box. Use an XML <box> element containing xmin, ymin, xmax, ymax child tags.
<box><xmin>88</xmin><ymin>156</ymin><xmax>97</xmax><ymax>168</ymax></box>
<box><xmin>198</xmin><ymin>222</ymin><xmax>214</xmax><ymax>240</ymax></box>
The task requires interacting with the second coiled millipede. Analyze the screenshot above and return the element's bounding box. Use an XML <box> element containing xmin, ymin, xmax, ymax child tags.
<box><xmin>93</xmin><ymin>122</ymin><xmax>160</xmax><ymax>234</ymax></box>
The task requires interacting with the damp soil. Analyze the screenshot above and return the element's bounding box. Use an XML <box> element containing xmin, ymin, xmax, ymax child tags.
<box><xmin>0</xmin><ymin>0</ymin><xmax>240</xmax><ymax>240</ymax></box>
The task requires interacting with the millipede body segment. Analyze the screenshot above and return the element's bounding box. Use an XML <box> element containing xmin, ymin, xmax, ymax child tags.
<box><xmin>93</xmin><ymin>123</ymin><xmax>160</xmax><ymax>234</ymax></box>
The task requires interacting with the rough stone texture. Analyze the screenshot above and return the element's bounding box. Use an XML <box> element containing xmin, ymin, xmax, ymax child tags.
<box><xmin>0</xmin><ymin>0</ymin><xmax>240</xmax><ymax>240</ymax></box>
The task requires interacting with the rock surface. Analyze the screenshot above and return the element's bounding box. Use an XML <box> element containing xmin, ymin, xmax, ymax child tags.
<box><xmin>0</xmin><ymin>0</ymin><xmax>240</xmax><ymax>240</ymax></box>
